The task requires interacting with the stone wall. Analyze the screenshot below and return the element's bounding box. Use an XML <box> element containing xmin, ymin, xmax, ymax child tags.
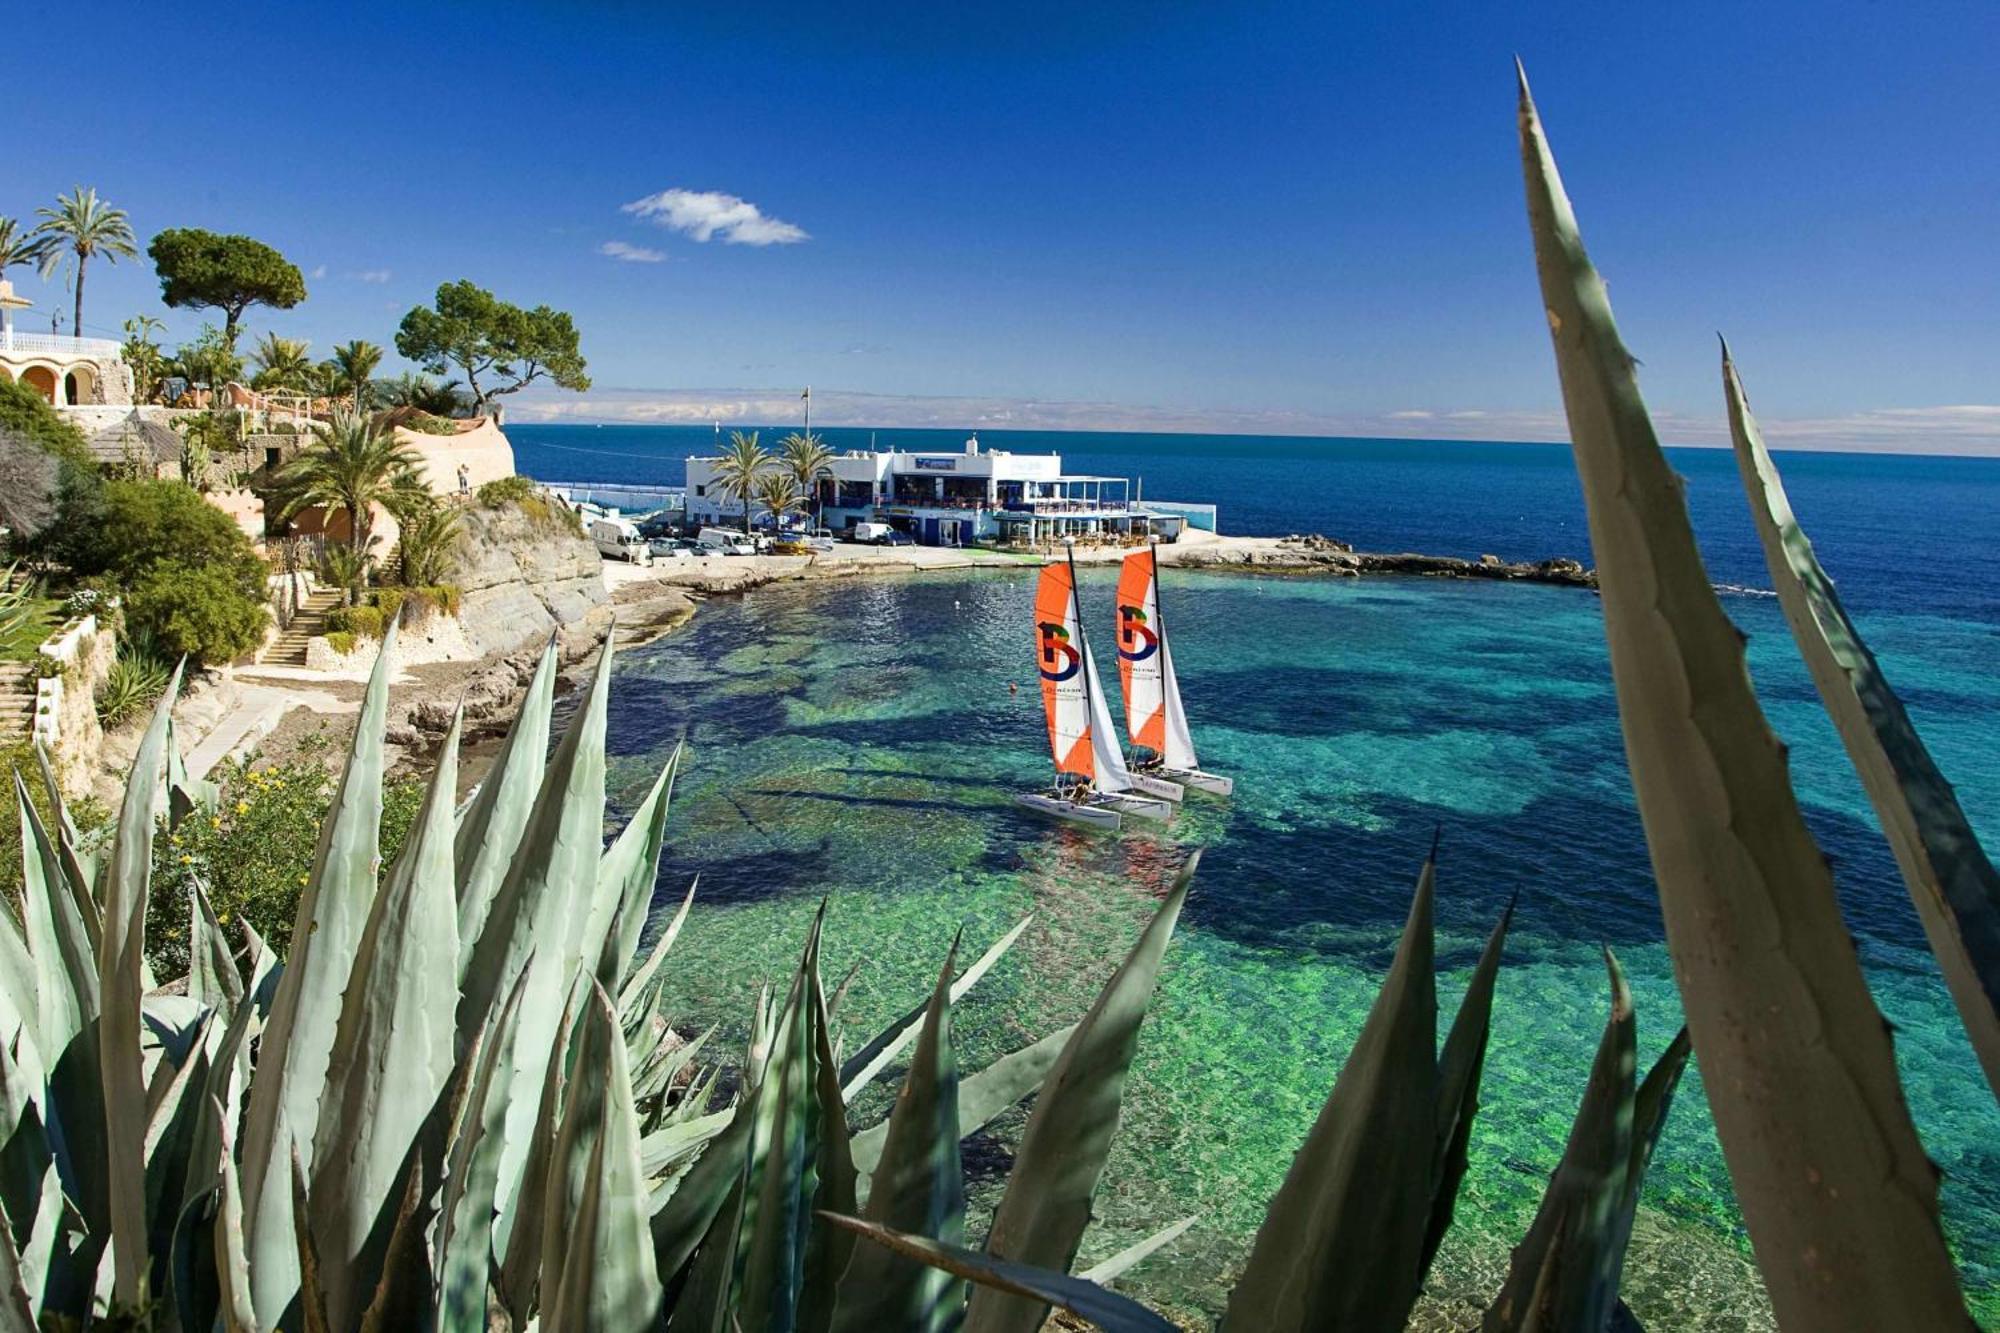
<box><xmin>32</xmin><ymin>614</ymin><xmax>116</xmax><ymax>791</ymax></box>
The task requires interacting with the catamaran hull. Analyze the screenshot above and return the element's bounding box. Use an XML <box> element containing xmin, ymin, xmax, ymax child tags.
<box><xmin>1124</xmin><ymin>773</ymin><xmax>1185</xmax><ymax>802</ymax></box>
<box><xmin>1100</xmin><ymin>792</ymin><xmax>1175</xmax><ymax>823</ymax></box>
<box><xmin>1163</xmin><ymin>768</ymin><xmax>1233</xmax><ymax>797</ymax></box>
<box><xmin>1014</xmin><ymin>793</ymin><xmax>1123</xmax><ymax>831</ymax></box>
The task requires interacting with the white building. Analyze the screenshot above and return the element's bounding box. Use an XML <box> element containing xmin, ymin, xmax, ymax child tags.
<box><xmin>685</xmin><ymin>434</ymin><xmax>1211</xmax><ymax>546</ymax></box>
<box><xmin>0</xmin><ymin>280</ymin><xmax>133</xmax><ymax>406</ymax></box>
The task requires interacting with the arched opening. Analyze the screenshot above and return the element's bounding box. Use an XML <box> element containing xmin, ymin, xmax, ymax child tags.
<box><xmin>63</xmin><ymin>365</ymin><xmax>96</xmax><ymax>405</ymax></box>
<box><xmin>18</xmin><ymin>366</ymin><xmax>56</xmax><ymax>403</ymax></box>
<box><xmin>0</xmin><ymin>366</ymin><xmax>13</xmax><ymax>385</ymax></box>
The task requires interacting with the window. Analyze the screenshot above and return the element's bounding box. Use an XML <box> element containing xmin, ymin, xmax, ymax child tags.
<box><xmin>694</xmin><ymin>484</ymin><xmax>706</xmax><ymax>496</ymax></box>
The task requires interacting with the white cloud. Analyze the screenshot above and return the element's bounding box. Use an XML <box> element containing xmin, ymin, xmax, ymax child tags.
<box><xmin>309</xmin><ymin>264</ymin><xmax>327</xmax><ymax>280</ymax></box>
<box><xmin>503</xmin><ymin>387</ymin><xmax>2000</xmax><ymax>455</ymax></box>
<box><xmin>621</xmin><ymin>189</ymin><xmax>809</xmax><ymax>246</ymax></box>
<box><xmin>352</xmin><ymin>269</ymin><xmax>391</xmax><ymax>284</ymax></box>
<box><xmin>599</xmin><ymin>240</ymin><xmax>666</xmax><ymax>264</ymax></box>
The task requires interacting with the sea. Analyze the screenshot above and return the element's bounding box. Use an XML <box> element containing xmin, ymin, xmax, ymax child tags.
<box><xmin>514</xmin><ymin>424</ymin><xmax>2000</xmax><ymax>1328</ymax></box>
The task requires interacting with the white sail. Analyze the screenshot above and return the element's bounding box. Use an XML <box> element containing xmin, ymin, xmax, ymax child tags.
<box><xmin>1081</xmin><ymin>637</ymin><xmax>1135</xmax><ymax>794</ymax></box>
<box><xmin>1118</xmin><ymin>548</ymin><xmax>1200</xmax><ymax>771</ymax></box>
<box><xmin>1157</xmin><ymin>632</ymin><xmax>1200</xmax><ymax>771</ymax></box>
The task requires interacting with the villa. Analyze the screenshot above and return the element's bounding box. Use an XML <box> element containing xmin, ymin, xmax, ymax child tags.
<box><xmin>684</xmin><ymin>435</ymin><xmax>1216</xmax><ymax>545</ymax></box>
<box><xmin>0</xmin><ymin>280</ymin><xmax>133</xmax><ymax>406</ymax></box>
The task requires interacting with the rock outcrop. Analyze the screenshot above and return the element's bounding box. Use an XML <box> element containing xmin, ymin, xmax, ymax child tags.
<box><xmin>449</xmin><ymin>502</ymin><xmax>611</xmax><ymax>658</ymax></box>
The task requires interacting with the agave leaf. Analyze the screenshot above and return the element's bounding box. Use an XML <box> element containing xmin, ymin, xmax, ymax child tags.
<box><xmin>1606</xmin><ymin>1027</ymin><xmax>1692</xmax><ymax>1304</ymax></box>
<box><xmin>1077</xmin><ymin>1215</ymin><xmax>1198</xmax><ymax>1285</ymax></box>
<box><xmin>840</xmin><ymin>913</ymin><xmax>1033</xmax><ymax>1102</ymax></box>
<box><xmin>213</xmin><ymin>1101</ymin><xmax>256</xmax><ymax>1333</ymax></box>
<box><xmin>187</xmin><ymin>880</ymin><xmax>244</xmax><ymax>1018</ymax></box>
<box><xmin>0</xmin><ymin>1228</ymin><xmax>30</xmax><ymax>1333</ymax></box>
<box><xmin>544</xmin><ymin>985</ymin><xmax>664</xmax><ymax>1333</ymax></box>
<box><xmin>968</xmin><ymin>859</ymin><xmax>1195</xmax><ymax>1333</ymax></box>
<box><xmin>31</xmin><ymin>746</ymin><xmax>103</xmax><ymax>970</ymax></box>
<box><xmin>826</xmin><ymin>1213</ymin><xmax>1178</xmax><ymax>1333</ymax></box>
<box><xmin>1518</xmin><ymin>66</ymin><xmax>1969</xmax><ymax>1326</ymax></box>
<box><xmin>457</xmin><ymin>636</ymin><xmax>615</xmax><ymax>1248</ymax></box>
<box><xmin>0</xmin><ymin>1037</ymin><xmax>60</xmax><ymax>1324</ymax></box>
<box><xmin>835</xmin><ymin>936</ymin><xmax>965</xmax><ymax>1333</ymax></box>
<box><xmin>538</xmin><ymin>982</ymin><xmax>619</xmax><ymax>1315</ymax></box>
<box><xmin>0</xmin><ymin>904</ymin><xmax>41</xmax><ymax>1073</ymax></box>
<box><xmin>16</xmin><ymin>777</ymin><xmax>95</xmax><ymax>1067</ymax></box>
<box><xmin>435</xmin><ymin>971</ymin><xmax>528</xmax><ymax>1333</ymax></box>
<box><xmin>799</xmin><ymin>923</ymin><xmax>859</xmax><ymax>1333</ymax></box>
<box><xmin>181</xmin><ymin>977</ymin><xmax>260</xmax><ymax>1220</ymax></box>
<box><xmin>496</xmin><ymin>998</ymin><xmax>577</xmax><ymax>1330</ymax></box>
<box><xmin>598</xmin><ymin>749</ymin><xmax>682</xmax><ymax>988</ymax></box>
<box><xmin>853</xmin><ymin>1021</ymin><xmax>1077</xmax><ymax>1183</ymax></box>
<box><xmin>1724</xmin><ymin>352</ymin><xmax>2000</xmax><ymax>1099</ymax></box>
<box><xmin>98</xmin><ymin>665</ymin><xmax>181</xmax><ymax>1305</ymax></box>
<box><xmin>618</xmin><ymin>879</ymin><xmax>697</xmax><ymax>1017</ymax></box>
<box><xmin>1483</xmin><ymin>949</ymin><xmax>1638</xmax><ymax>1333</ymax></box>
<box><xmin>1425</xmin><ymin>894</ymin><xmax>1515</xmax><ymax>1278</ymax></box>
<box><xmin>646</xmin><ymin>1090</ymin><xmax>750</xmax><ymax>1289</ymax></box>
<box><xmin>290</xmin><ymin>1153</ymin><xmax>332</xmax><ymax>1333</ymax></box>
<box><xmin>238</xmin><ymin>622</ymin><xmax>397</xmax><ymax>1327</ymax></box>
<box><xmin>1219</xmin><ymin>855</ymin><xmax>1440</xmax><ymax>1333</ymax></box>
<box><xmin>309</xmin><ymin>709</ymin><xmax>461</xmax><ymax>1332</ymax></box>
<box><xmin>454</xmin><ymin>632</ymin><xmax>558</xmax><ymax>974</ymax></box>
<box><xmin>637</xmin><ymin>1108</ymin><xmax>734</xmax><ymax>1177</ymax></box>
<box><xmin>632</xmin><ymin>1021</ymin><xmax>714</xmax><ymax>1107</ymax></box>
<box><xmin>142</xmin><ymin>1024</ymin><xmax>212</xmax><ymax>1303</ymax></box>
<box><xmin>585</xmin><ymin>759</ymin><xmax>677</xmax><ymax>995</ymax></box>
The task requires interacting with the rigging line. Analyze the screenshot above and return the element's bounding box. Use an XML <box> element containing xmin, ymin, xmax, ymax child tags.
<box><xmin>517</xmin><ymin>438</ymin><xmax>698</xmax><ymax>463</ymax></box>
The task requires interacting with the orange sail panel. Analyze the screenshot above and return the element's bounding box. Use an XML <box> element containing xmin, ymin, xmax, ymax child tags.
<box><xmin>1116</xmin><ymin>549</ymin><xmax>1167</xmax><ymax>751</ymax></box>
<box><xmin>1035</xmin><ymin>561</ymin><xmax>1094</xmax><ymax>781</ymax></box>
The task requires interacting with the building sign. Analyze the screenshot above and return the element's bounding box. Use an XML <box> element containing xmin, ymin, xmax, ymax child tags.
<box><xmin>912</xmin><ymin>457</ymin><xmax>957</xmax><ymax>471</ymax></box>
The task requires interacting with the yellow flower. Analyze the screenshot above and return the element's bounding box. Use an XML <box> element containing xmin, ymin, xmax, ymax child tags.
<box><xmin>235</xmin><ymin>801</ymin><xmax>250</xmax><ymax>815</ymax></box>
<box><xmin>211</xmin><ymin>817</ymin><xmax>222</xmax><ymax>830</ymax></box>
<box><xmin>298</xmin><ymin>874</ymin><xmax>308</xmax><ymax>885</ymax></box>
<box><xmin>179</xmin><ymin>854</ymin><xmax>192</xmax><ymax>864</ymax></box>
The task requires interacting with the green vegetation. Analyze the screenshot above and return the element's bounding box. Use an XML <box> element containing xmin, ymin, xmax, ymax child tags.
<box><xmin>120</xmin><ymin>314</ymin><xmax>167</xmax><ymax>403</ymax></box>
<box><xmin>0</xmin><ymin>378</ymin><xmax>100</xmax><ymax>548</ymax></box>
<box><xmin>323</xmin><ymin>629</ymin><xmax>358</xmax><ymax>657</ymax></box>
<box><xmin>146</xmin><ymin>754</ymin><xmax>424</xmax><ymax>979</ymax></box>
<box><xmin>779</xmin><ymin>429</ymin><xmax>835</xmax><ymax>525</ymax></box>
<box><xmin>248</xmin><ymin>331</ymin><xmax>315</xmax><ymax>391</ymax></box>
<box><xmin>27</xmin><ymin>186</ymin><xmax>139</xmax><ymax>338</ymax></box>
<box><xmin>274</xmin><ymin>409</ymin><xmax>424</xmax><ymax>555</ymax></box>
<box><xmin>0</xmin><ymin>216</ymin><xmax>39</xmax><ymax>281</ymax></box>
<box><xmin>479</xmin><ymin>472</ymin><xmax>582</xmax><ymax>535</ymax></box>
<box><xmin>713</xmin><ymin>428</ymin><xmax>771</xmax><ymax>534</ymax></box>
<box><xmin>324</xmin><ymin>602</ymin><xmax>385</xmax><ymax>639</ymax></box>
<box><xmin>395</xmin><ymin>278</ymin><xmax>591</xmax><ymax>414</ymax></box>
<box><xmin>163</xmin><ymin>322</ymin><xmax>246</xmax><ymax>396</ymax></box>
<box><xmin>147</xmin><ymin>227</ymin><xmax>307</xmax><ymax>349</ymax></box>
<box><xmin>69</xmin><ymin>480</ymin><xmax>270</xmax><ymax>665</ymax></box>
<box><xmin>753</xmin><ymin>469</ymin><xmax>806</xmax><ymax>529</ymax></box>
<box><xmin>401</xmin><ymin>409</ymin><xmax>458</xmax><ymax>434</ymax></box>
<box><xmin>93</xmin><ymin>649</ymin><xmax>172</xmax><ymax>729</ymax></box>
<box><xmin>328</xmin><ymin>339</ymin><xmax>384</xmax><ymax>408</ymax></box>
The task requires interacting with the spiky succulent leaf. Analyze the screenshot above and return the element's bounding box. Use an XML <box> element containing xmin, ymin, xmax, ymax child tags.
<box><xmin>1077</xmin><ymin>1215</ymin><xmax>1198</xmax><ymax>1285</ymax></box>
<box><xmin>213</xmin><ymin>1101</ymin><xmax>256</xmax><ymax>1333</ymax></box>
<box><xmin>840</xmin><ymin>914</ymin><xmax>1033</xmax><ymax>1102</ymax></box>
<box><xmin>456</xmin><ymin>636</ymin><xmax>614</xmax><ymax>1257</ymax></box>
<box><xmin>239</xmin><ymin>622</ymin><xmax>398</xmax><ymax>1326</ymax></box>
<box><xmin>1426</xmin><ymin>894</ymin><xmax>1515</xmax><ymax>1277</ymax></box>
<box><xmin>309</xmin><ymin>710</ymin><xmax>461</xmax><ymax>1331</ymax></box>
<box><xmin>0</xmin><ymin>1037</ymin><xmax>60</xmax><ymax>1323</ymax></box>
<box><xmin>598</xmin><ymin>749</ymin><xmax>682</xmax><ymax>989</ymax></box>
<box><xmin>1483</xmin><ymin>950</ymin><xmax>1639</xmax><ymax>1332</ymax></box>
<box><xmin>498</xmin><ymin>1000</ymin><xmax>576</xmax><ymax>1329</ymax></box>
<box><xmin>618</xmin><ymin>880</ymin><xmax>696</xmax><ymax>1017</ymax></box>
<box><xmin>187</xmin><ymin>880</ymin><xmax>244</xmax><ymax>1017</ymax></box>
<box><xmin>454</xmin><ymin>632</ymin><xmax>558</xmax><ymax>974</ymax></box>
<box><xmin>834</xmin><ymin>937</ymin><xmax>965</xmax><ymax>1333</ymax></box>
<box><xmin>1219</xmin><ymin>855</ymin><xmax>1440</xmax><ymax>1333</ymax></box>
<box><xmin>827</xmin><ymin>1214</ymin><xmax>1178</xmax><ymax>1333</ymax></box>
<box><xmin>1517</xmin><ymin>66</ymin><xmax>1969</xmax><ymax>1327</ymax></box>
<box><xmin>16</xmin><ymin>777</ymin><xmax>95</xmax><ymax>1070</ymax></box>
<box><xmin>967</xmin><ymin>857</ymin><xmax>1194</xmax><ymax>1333</ymax></box>
<box><xmin>436</xmin><ymin>972</ymin><xmax>528</xmax><ymax>1333</ymax></box>
<box><xmin>1724</xmin><ymin>352</ymin><xmax>2000</xmax><ymax>1099</ymax></box>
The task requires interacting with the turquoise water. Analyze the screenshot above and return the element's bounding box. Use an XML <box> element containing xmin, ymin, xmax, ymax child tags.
<box><xmin>601</xmin><ymin>566</ymin><xmax>2000</xmax><ymax>1328</ymax></box>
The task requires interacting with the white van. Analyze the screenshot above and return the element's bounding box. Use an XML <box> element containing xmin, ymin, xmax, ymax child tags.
<box><xmin>850</xmin><ymin>521</ymin><xmax>892</xmax><ymax>544</ymax></box>
<box><xmin>590</xmin><ymin>517</ymin><xmax>653</xmax><ymax>564</ymax></box>
<box><xmin>697</xmin><ymin>526</ymin><xmax>758</xmax><ymax>556</ymax></box>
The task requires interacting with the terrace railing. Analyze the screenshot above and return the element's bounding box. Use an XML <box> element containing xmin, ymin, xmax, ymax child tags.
<box><xmin>0</xmin><ymin>332</ymin><xmax>123</xmax><ymax>358</ymax></box>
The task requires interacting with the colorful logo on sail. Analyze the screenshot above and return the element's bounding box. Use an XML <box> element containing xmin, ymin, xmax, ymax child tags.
<box><xmin>1116</xmin><ymin>605</ymin><xmax>1159</xmax><ymax>662</ymax></box>
<box><xmin>1037</xmin><ymin>622</ymin><xmax>1082</xmax><ymax>681</ymax></box>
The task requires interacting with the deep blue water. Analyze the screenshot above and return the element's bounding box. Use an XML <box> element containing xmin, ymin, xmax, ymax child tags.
<box><xmin>519</xmin><ymin>425</ymin><xmax>2000</xmax><ymax>1325</ymax></box>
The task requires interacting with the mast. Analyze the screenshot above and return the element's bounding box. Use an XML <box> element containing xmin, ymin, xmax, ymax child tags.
<box><xmin>1066</xmin><ymin>543</ymin><xmax>1094</xmax><ymax>793</ymax></box>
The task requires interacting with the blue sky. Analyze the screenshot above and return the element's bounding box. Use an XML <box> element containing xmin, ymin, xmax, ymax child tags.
<box><xmin>12</xmin><ymin>1</ymin><xmax>1999</xmax><ymax>450</ymax></box>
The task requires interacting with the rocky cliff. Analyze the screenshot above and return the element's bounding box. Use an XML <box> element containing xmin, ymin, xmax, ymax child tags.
<box><xmin>401</xmin><ymin>501</ymin><xmax>610</xmax><ymax>664</ymax></box>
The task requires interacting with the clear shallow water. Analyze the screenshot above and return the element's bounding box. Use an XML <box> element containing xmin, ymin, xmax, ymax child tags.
<box><xmin>531</xmin><ymin>426</ymin><xmax>2000</xmax><ymax>1323</ymax></box>
<box><xmin>602</xmin><ymin>566</ymin><xmax>2000</xmax><ymax>1328</ymax></box>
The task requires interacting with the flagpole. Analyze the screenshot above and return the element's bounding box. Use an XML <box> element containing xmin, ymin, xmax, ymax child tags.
<box><xmin>803</xmin><ymin>385</ymin><xmax>811</xmax><ymax>441</ymax></box>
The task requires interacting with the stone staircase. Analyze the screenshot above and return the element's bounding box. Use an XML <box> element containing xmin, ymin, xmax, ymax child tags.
<box><xmin>0</xmin><ymin>664</ymin><xmax>35</xmax><ymax>739</ymax></box>
<box><xmin>265</xmin><ymin>589</ymin><xmax>345</xmax><ymax>666</ymax></box>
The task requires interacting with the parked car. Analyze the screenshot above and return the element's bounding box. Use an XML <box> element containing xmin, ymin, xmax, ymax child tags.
<box><xmin>879</xmin><ymin>529</ymin><xmax>915</xmax><ymax>547</ymax></box>
<box><xmin>648</xmin><ymin>537</ymin><xmax>696</xmax><ymax>560</ymax></box>
<box><xmin>590</xmin><ymin>517</ymin><xmax>652</xmax><ymax>564</ymax></box>
<box><xmin>696</xmin><ymin>527</ymin><xmax>758</xmax><ymax>556</ymax></box>
<box><xmin>803</xmin><ymin>529</ymin><xmax>837</xmax><ymax>552</ymax></box>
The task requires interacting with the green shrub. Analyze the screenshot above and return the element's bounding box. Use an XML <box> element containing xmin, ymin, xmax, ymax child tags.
<box><xmin>323</xmin><ymin>629</ymin><xmax>357</xmax><ymax>656</ymax></box>
<box><xmin>29</xmin><ymin>651</ymin><xmax>64</xmax><ymax>681</ymax></box>
<box><xmin>325</xmin><ymin>603</ymin><xmax>385</xmax><ymax>639</ymax></box>
<box><xmin>74</xmin><ymin>479</ymin><xmax>263</xmax><ymax>583</ymax></box>
<box><xmin>365</xmin><ymin>587</ymin><xmax>405</xmax><ymax>625</ymax></box>
<box><xmin>475</xmin><ymin>474</ymin><xmax>535</xmax><ymax>507</ymax></box>
<box><xmin>125</xmin><ymin>561</ymin><xmax>270</xmax><ymax>666</ymax></box>
<box><xmin>0</xmin><ymin>742</ymin><xmax>109</xmax><ymax>903</ymax></box>
<box><xmin>0</xmin><ymin>380</ymin><xmax>101</xmax><ymax>551</ymax></box>
<box><xmin>413</xmin><ymin>582</ymin><xmax>461</xmax><ymax>617</ymax></box>
<box><xmin>145</xmin><ymin>757</ymin><xmax>423</xmax><ymax>978</ymax></box>
<box><xmin>404</xmin><ymin>411</ymin><xmax>458</xmax><ymax>435</ymax></box>
<box><xmin>95</xmin><ymin>653</ymin><xmax>173</xmax><ymax>728</ymax></box>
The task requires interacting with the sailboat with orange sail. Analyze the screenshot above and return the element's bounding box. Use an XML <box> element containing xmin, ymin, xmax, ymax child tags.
<box><xmin>1115</xmin><ymin>543</ymin><xmax>1235</xmax><ymax>797</ymax></box>
<box><xmin>1016</xmin><ymin>553</ymin><xmax>1176</xmax><ymax>830</ymax></box>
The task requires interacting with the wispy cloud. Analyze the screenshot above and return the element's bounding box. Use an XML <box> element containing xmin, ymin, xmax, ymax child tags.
<box><xmin>599</xmin><ymin>240</ymin><xmax>666</xmax><ymax>264</ymax></box>
<box><xmin>352</xmin><ymin>269</ymin><xmax>392</xmax><ymax>284</ymax></box>
<box><xmin>504</xmin><ymin>387</ymin><xmax>2000</xmax><ymax>455</ymax></box>
<box><xmin>309</xmin><ymin>264</ymin><xmax>327</xmax><ymax>280</ymax></box>
<box><xmin>621</xmin><ymin>189</ymin><xmax>808</xmax><ymax>246</ymax></box>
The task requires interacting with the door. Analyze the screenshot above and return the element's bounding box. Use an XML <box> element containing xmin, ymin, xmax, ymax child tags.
<box><xmin>922</xmin><ymin>517</ymin><xmax>939</xmax><ymax>546</ymax></box>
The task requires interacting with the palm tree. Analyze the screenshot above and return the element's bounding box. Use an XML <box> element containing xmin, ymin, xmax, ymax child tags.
<box><xmin>330</xmin><ymin>340</ymin><xmax>384</xmax><ymax>409</ymax></box>
<box><xmin>250</xmin><ymin>333</ymin><xmax>314</xmax><ymax>391</ymax></box>
<box><xmin>275</xmin><ymin>408</ymin><xmax>426</xmax><ymax>556</ymax></box>
<box><xmin>0</xmin><ymin>217</ymin><xmax>42</xmax><ymax>282</ymax></box>
<box><xmin>712</xmin><ymin>429</ymin><xmax>771</xmax><ymax>535</ymax></box>
<box><xmin>122</xmin><ymin>315</ymin><xmax>167</xmax><ymax>402</ymax></box>
<box><xmin>752</xmin><ymin>471</ymin><xmax>805</xmax><ymax>533</ymax></box>
<box><xmin>384</xmin><ymin>371</ymin><xmax>466</xmax><ymax>416</ymax></box>
<box><xmin>392</xmin><ymin>498</ymin><xmax>463</xmax><ymax>586</ymax></box>
<box><xmin>29</xmin><ymin>187</ymin><xmax>138</xmax><ymax>340</ymax></box>
<box><xmin>777</xmin><ymin>430</ymin><xmax>835</xmax><ymax>528</ymax></box>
